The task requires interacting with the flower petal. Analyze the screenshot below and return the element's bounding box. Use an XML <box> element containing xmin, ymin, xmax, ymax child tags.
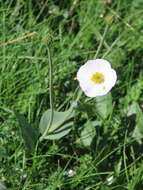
<box><xmin>77</xmin><ymin>59</ymin><xmax>117</xmax><ymax>97</ymax></box>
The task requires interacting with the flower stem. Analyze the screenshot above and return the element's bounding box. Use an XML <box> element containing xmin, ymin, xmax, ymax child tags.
<box><xmin>40</xmin><ymin>46</ymin><xmax>54</xmax><ymax>141</ymax></box>
<box><xmin>94</xmin><ymin>25</ymin><xmax>109</xmax><ymax>59</ymax></box>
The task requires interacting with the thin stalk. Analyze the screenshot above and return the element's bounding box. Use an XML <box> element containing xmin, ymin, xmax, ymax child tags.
<box><xmin>40</xmin><ymin>46</ymin><xmax>54</xmax><ymax>141</ymax></box>
<box><xmin>94</xmin><ymin>25</ymin><xmax>109</xmax><ymax>59</ymax></box>
<box><xmin>74</xmin><ymin>88</ymin><xmax>83</xmax><ymax>105</ymax></box>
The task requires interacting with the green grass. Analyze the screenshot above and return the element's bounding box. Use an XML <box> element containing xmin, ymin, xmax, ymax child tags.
<box><xmin>1</xmin><ymin>0</ymin><xmax>143</xmax><ymax>189</ymax></box>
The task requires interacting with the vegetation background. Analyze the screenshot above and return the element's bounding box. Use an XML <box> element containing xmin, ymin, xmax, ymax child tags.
<box><xmin>1</xmin><ymin>0</ymin><xmax>143</xmax><ymax>189</ymax></box>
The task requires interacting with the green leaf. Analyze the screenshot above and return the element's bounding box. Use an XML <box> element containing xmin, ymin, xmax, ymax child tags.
<box><xmin>44</xmin><ymin>121</ymin><xmax>73</xmax><ymax>140</ymax></box>
<box><xmin>95</xmin><ymin>92</ymin><xmax>113</xmax><ymax>119</ymax></box>
<box><xmin>132</xmin><ymin>103</ymin><xmax>143</xmax><ymax>143</ymax></box>
<box><xmin>136</xmin><ymin>103</ymin><xmax>143</xmax><ymax>134</ymax></box>
<box><xmin>39</xmin><ymin>108</ymin><xmax>73</xmax><ymax>135</ymax></box>
<box><xmin>114</xmin><ymin>158</ymin><xmax>122</xmax><ymax>176</ymax></box>
<box><xmin>0</xmin><ymin>183</ymin><xmax>7</xmax><ymax>190</ymax></box>
<box><xmin>80</xmin><ymin>121</ymin><xmax>100</xmax><ymax>147</ymax></box>
<box><xmin>15</xmin><ymin>112</ymin><xmax>39</xmax><ymax>153</ymax></box>
<box><xmin>128</xmin><ymin>102</ymin><xmax>143</xmax><ymax>143</ymax></box>
<box><xmin>127</xmin><ymin>101</ymin><xmax>137</xmax><ymax>116</ymax></box>
<box><xmin>0</xmin><ymin>147</ymin><xmax>7</xmax><ymax>159</ymax></box>
<box><xmin>132</xmin><ymin>126</ymin><xmax>142</xmax><ymax>144</ymax></box>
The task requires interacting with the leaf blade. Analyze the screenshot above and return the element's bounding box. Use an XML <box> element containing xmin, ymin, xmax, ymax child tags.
<box><xmin>44</xmin><ymin>122</ymin><xmax>73</xmax><ymax>140</ymax></box>
<box><xmin>95</xmin><ymin>92</ymin><xmax>113</xmax><ymax>119</ymax></box>
<box><xmin>39</xmin><ymin>109</ymin><xmax>73</xmax><ymax>135</ymax></box>
<box><xmin>15</xmin><ymin>112</ymin><xmax>39</xmax><ymax>153</ymax></box>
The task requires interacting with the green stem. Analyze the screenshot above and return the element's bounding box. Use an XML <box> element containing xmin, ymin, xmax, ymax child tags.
<box><xmin>74</xmin><ymin>88</ymin><xmax>83</xmax><ymax>105</ymax></box>
<box><xmin>40</xmin><ymin>46</ymin><xmax>54</xmax><ymax>141</ymax></box>
<box><xmin>94</xmin><ymin>25</ymin><xmax>109</xmax><ymax>59</ymax></box>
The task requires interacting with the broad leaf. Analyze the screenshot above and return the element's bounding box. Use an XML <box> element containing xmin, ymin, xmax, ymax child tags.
<box><xmin>39</xmin><ymin>108</ymin><xmax>73</xmax><ymax>135</ymax></box>
<box><xmin>127</xmin><ymin>102</ymin><xmax>143</xmax><ymax>143</ymax></box>
<box><xmin>0</xmin><ymin>183</ymin><xmax>7</xmax><ymax>190</ymax></box>
<box><xmin>15</xmin><ymin>112</ymin><xmax>39</xmax><ymax>153</ymax></box>
<box><xmin>44</xmin><ymin>121</ymin><xmax>73</xmax><ymax>140</ymax></box>
<box><xmin>132</xmin><ymin>126</ymin><xmax>143</xmax><ymax>143</ymax></box>
<box><xmin>136</xmin><ymin>103</ymin><xmax>143</xmax><ymax>134</ymax></box>
<box><xmin>127</xmin><ymin>101</ymin><xmax>137</xmax><ymax>116</ymax></box>
<box><xmin>95</xmin><ymin>92</ymin><xmax>113</xmax><ymax>119</ymax></box>
<box><xmin>80</xmin><ymin>121</ymin><xmax>101</xmax><ymax>147</ymax></box>
<box><xmin>132</xmin><ymin>102</ymin><xmax>143</xmax><ymax>142</ymax></box>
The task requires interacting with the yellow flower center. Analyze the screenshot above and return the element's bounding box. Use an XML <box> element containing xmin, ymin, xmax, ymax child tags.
<box><xmin>90</xmin><ymin>72</ymin><xmax>104</xmax><ymax>84</ymax></box>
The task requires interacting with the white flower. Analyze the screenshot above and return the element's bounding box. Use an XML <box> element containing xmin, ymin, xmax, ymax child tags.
<box><xmin>77</xmin><ymin>59</ymin><xmax>117</xmax><ymax>97</ymax></box>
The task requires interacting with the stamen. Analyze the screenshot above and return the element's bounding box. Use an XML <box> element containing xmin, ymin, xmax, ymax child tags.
<box><xmin>91</xmin><ymin>72</ymin><xmax>104</xmax><ymax>84</ymax></box>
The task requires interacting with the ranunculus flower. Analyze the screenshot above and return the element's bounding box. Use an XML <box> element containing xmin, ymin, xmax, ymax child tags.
<box><xmin>77</xmin><ymin>59</ymin><xmax>117</xmax><ymax>97</ymax></box>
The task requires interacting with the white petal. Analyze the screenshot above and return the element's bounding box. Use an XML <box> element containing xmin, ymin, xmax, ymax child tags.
<box><xmin>77</xmin><ymin>59</ymin><xmax>117</xmax><ymax>97</ymax></box>
<box><xmin>83</xmin><ymin>84</ymin><xmax>108</xmax><ymax>97</ymax></box>
<box><xmin>83</xmin><ymin>59</ymin><xmax>111</xmax><ymax>74</ymax></box>
<box><xmin>77</xmin><ymin>59</ymin><xmax>111</xmax><ymax>84</ymax></box>
<box><xmin>88</xmin><ymin>59</ymin><xmax>111</xmax><ymax>70</ymax></box>
<box><xmin>79</xmin><ymin>81</ymin><xmax>107</xmax><ymax>97</ymax></box>
<box><xmin>103</xmin><ymin>69</ymin><xmax>117</xmax><ymax>90</ymax></box>
<box><xmin>77</xmin><ymin>64</ymin><xmax>93</xmax><ymax>82</ymax></box>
